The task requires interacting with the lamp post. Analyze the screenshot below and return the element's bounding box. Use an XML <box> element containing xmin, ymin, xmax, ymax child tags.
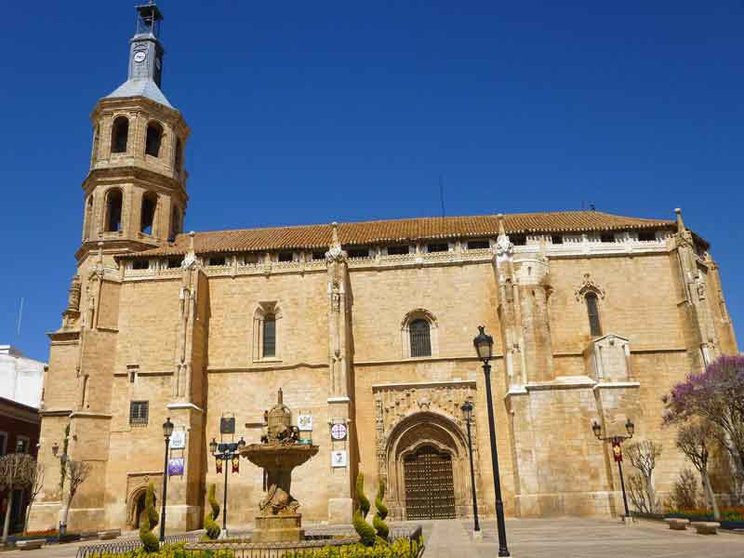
<box><xmin>209</xmin><ymin>435</ymin><xmax>246</xmax><ymax>536</ymax></box>
<box><xmin>473</xmin><ymin>326</ymin><xmax>510</xmax><ymax>557</ymax></box>
<box><xmin>460</xmin><ymin>400</ymin><xmax>480</xmax><ymax>534</ymax></box>
<box><xmin>160</xmin><ymin>417</ymin><xmax>174</xmax><ymax>543</ymax></box>
<box><xmin>591</xmin><ymin>418</ymin><xmax>635</xmax><ymax>520</ymax></box>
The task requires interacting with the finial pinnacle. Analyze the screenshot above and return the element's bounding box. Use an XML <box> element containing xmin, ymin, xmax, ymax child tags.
<box><xmin>674</xmin><ymin>208</ymin><xmax>685</xmax><ymax>233</ymax></box>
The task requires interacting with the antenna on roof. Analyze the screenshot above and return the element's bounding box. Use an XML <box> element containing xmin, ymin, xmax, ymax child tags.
<box><xmin>589</xmin><ymin>203</ymin><xmax>596</xmax><ymax>211</ymax></box>
<box><xmin>439</xmin><ymin>175</ymin><xmax>446</xmax><ymax>218</ymax></box>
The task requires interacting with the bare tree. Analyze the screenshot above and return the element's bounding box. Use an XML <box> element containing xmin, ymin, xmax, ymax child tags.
<box><xmin>23</xmin><ymin>463</ymin><xmax>45</xmax><ymax>535</ymax></box>
<box><xmin>677</xmin><ymin>421</ymin><xmax>720</xmax><ymax>520</ymax></box>
<box><xmin>625</xmin><ymin>440</ymin><xmax>662</xmax><ymax>513</ymax></box>
<box><xmin>0</xmin><ymin>453</ymin><xmax>36</xmax><ymax>543</ymax></box>
<box><xmin>59</xmin><ymin>459</ymin><xmax>91</xmax><ymax>535</ymax></box>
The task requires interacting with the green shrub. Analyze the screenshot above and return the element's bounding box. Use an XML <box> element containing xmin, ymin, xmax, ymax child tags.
<box><xmin>355</xmin><ymin>473</ymin><xmax>370</xmax><ymax>519</ymax></box>
<box><xmin>98</xmin><ymin>543</ymin><xmax>235</xmax><ymax>558</ymax></box>
<box><xmin>353</xmin><ymin>509</ymin><xmax>377</xmax><ymax>547</ymax></box>
<box><xmin>139</xmin><ymin>482</ymin><xmax>160</xmax><ymax>552</ymax></box>
<box><xmin>286</xmin><ymin>538</ymin><xmax>421</xmax><ymax>558</ymax></box>
<box><xmin>373</xmin><ymin>480</ymin><xmax>389</xmax><ymax>541</ymax></box>
<box><xmin>204</xmin><ymin>483</ymin><xmax>221</xmax><ymax>540</ymax></box>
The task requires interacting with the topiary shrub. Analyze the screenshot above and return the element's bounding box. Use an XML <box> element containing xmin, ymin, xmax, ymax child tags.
<box><xmin>373</xmin><ymin>479</ymin><xmax>389</xmax><ymax>541</ymax></box>
<box><xmin>204</xmin><ymin>483</ymin><xmax>221</xmax><ymax>540</ymax></box>
<box><xmin>353</xmin><ymin>508</ymin><xmax>377</xmax><ymax>547</ymax></box>
<box><xmin>139</xmin><ymin>482</ymin><xmax>160</xmax><ymax>552</ymax></box>
<box><xmin>355</xmin><ymin>472</ymin><xmax>370</xmax><ymax>519</ymax></box>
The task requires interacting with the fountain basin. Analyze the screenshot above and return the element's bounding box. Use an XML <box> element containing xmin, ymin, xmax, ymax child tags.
<box><xmin>241</xmin><ymin>443</ymin><xmax>319</xmax><ymax>469</ymax></box>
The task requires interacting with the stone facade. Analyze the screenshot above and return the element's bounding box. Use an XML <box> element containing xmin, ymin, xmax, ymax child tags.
<box><xmin>28</xmin><ymin>3</ymin><xmax>739</xmax><ymax>535</ymax></box>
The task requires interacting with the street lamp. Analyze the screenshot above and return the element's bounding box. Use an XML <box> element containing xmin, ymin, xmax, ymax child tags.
<box><xmin>591</xmin><ymin>418</ymin><xmax>635</xmax><ymax>520</ymax></box>
<box><xmin>460</xmin><ymin>400</ymin><xmax>480</xmax><ymax>534</ymax></box>
<box><xmin>51</xmin><ymin>434</ymin><xmax>70</xmax><ymax>535</ymax></box>
<box><xmin>209</xmin><ymin>435</ymin><xmax>246</xmax><ymax>537</ymax></box>
<box><xmin>160</xmin><ymin>417</ymin><xmax>174</xmax><ymax>543</ymax></box>
<box><xmin>473</xmin><ymin>326</ymin><xmax>510</xmax><ymax>557</ymax></box>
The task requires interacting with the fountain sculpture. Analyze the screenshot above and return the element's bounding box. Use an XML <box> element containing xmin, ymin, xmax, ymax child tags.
<box><xmin>241</xmin><ymin>389</ymin><xmax>319</xmax><ymax>543</ymax></box>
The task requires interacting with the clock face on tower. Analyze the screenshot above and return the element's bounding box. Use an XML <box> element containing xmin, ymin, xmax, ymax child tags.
<box><xmin>133</xmin><ymin>51</ymin><xmax>147</xmax><ymax>63</ymax></box>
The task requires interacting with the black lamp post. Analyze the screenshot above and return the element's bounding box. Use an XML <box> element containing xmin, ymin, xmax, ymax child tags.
<box><xmin>460</xmin><ymin>400</ymin><xmax>480</xmax><ymax>534</ymax></box>
<box><xmin>473</xmin><ymin>326</ymin><xmax>510</xmax><ymax>557</ymax></box>
<box><xmin>160</xmin><ymin>417</ymin><xmax>174</xmax><ymax>543</ymax></box>
<box><xmin>591</xmin><ymin>418</ymin><xmax>635</xmax><ymax>520</ymax></box>
<box><xmin>209</xmin><ymin>435</ymin><xmax>246</xmax><ymax>536</ymax></box>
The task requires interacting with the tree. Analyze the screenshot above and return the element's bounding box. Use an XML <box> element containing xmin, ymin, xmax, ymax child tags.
<box><xmin>0</xmin><ymin>453</ymin><xmax>36</xmax><ymax>543</ymax></box>
<box><xmin>625</xmin><ymin>440</ymin><xmax>662</xmax><ymax>513</ymax></box>
<box><xmin>138</xmin><ymin>482</ymin><xmax>159</xmax><ymax>552</ymax></box>
<box><xmin>669</xmin><ymin>469</ymin><xmax>700</xmax><ymax>510</ymax></box>
<box><xmin>203</xmin><ymin>483</ymin><xmax>220</xmax><ymax>540</ymax></box>
<box><xmin>59</xmin><ymin>459</ymin><xmax>91</xmax><ymax>535</ymax></box>
<box><xmin>663</xmin><ymin>355</ymin><xmax>744</xmax><ymax>503</ymax></box>
<box><xmin>23</xmin><ymin>462</ymin><xmax>45</xmax><ymax>535</ymax></box>
<box><xmin>676</xmin><ymin>421</ymin><xmax>720</xmax><ymax>520</ymax></box>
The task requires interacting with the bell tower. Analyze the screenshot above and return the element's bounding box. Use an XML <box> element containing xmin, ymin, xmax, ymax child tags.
<box><xmin>79</xmin><ymin>2</ymin><xmax>189</xmax><ymax>261</ymax></box>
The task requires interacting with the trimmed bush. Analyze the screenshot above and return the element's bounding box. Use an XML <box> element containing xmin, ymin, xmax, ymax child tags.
<box><xmin>204</xmin><ymin>483</ymin><xmax>221</xmax><ymax>540</ymax></box>
<box><xmin>353</xmin><ymin>508</ymin><xmax>377</xmax><ymax>547</ymax></box>
<box><xmin>138</xmin><ymin>482</ymin><xmax>159</xmax><ymax>552</ymax></box>
<box><xmin>287</xmin><ymin>538</ymin><xmax>422</xmax><ymax>558</ymax></box>
<box><xmin>356</xmin><ymin>473</ymin><xmax>370</xmax><ymax>519</ymax></box>
<box><xmin>373</xmin><ymin>480</ymin><xmax>389</xmax><ymax>541</ymax></box>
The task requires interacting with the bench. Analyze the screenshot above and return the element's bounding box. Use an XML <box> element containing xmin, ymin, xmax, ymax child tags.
<box><xmin>665</xmin><ymin>518</ymin><xmax>690</xmax><ymax>531</ymax></box>
<box><xmin>16</xmin><ymin>539</ymin><xmax>45</xmax><ymax>550</ymax></box>
<box><xmin>98</xmin><ymin>529</ymin><xmax>122</xmax><ymax>540</ymax></box>
<box><xmin>80</xmin><ymin>530</ymin><xmax>99</xmax><ymax>540</ymax></box>
<box><xmin>690</xmin><ymin>521</ymin><xmax>720</xmax><ymax>535</ymax></box>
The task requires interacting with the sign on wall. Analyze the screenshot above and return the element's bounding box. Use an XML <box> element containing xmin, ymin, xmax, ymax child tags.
<box><xmin>330</xmin><ymin>422</ymin><xmax>347</xmax><ymax>441</ymax></box>
<box><xmin>170</xmin><ymin>430</ymin><xmax>186</xmax><ymax>449</ymax></box>
<box><xmin>331</xmin><ymin>450</ymin><xmax>347</xmax><ymax>468</ymax></box>
<box><xmin>168</xmin><ymin>457</ymin><xmax>184</xmax><ymax>476</ymax></box>
<box><xmin>297</xmin><ymin>414</ymin><xmax>313</xmax><ymax>431</ymax></box>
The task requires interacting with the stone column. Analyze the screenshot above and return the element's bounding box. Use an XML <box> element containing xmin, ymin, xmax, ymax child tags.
<box><xmin>325</xmin><ymin>223</ymin><xmax>354</xmax><ymax>523</ymax></box>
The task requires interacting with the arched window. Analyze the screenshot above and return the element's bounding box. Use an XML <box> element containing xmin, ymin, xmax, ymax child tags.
<box><xmin>263</xmin><ymin>315</ymin><xmax>276</xmax><ymax>358</ymax></box>
<box><xmin>169</xmin><ymin>206</ymin><xmax>181</xmax><ymax>241</ymax></box>
<box><xmin>174</xmin><ymin>137</ymin><xmax>183</xmax><ymax>170</ymax></box>
<box><xmin>145</xmin><ymin>122</ymin><xmax>163</xmax><ymax>157</ymax></box>
<box><xmin>111</xmin><ymin>116</ymin><xmax>129</xmax><ymax>154</ymax></box>
<box><xmin>586</xmin><ymin>292</ymin><xmax>602</xmax><ymax>337</ymax></box>
<box><xmin>105</xmin><ymin>189</ymin><xmax>123</xmax><ymax>232</ymax></box>
<box><xmin>140</xmin><ymin>192</ymin><xmax>158</xmax><ymax>235</ymax></box>
<box><xmin>84</xmin><ymin>195</ymin><xmax>94</xmax><ymax>239</ymax></box>
<box><xmin>409</xmin><ymin>319</ymin><xmax>431</xmax><ymax>357</ymax></box>
<box><xmin>253</xmin><ymin>303</ymin><xmax>282</xmax><ymax>361</ymax></box>
<box><xmin>401</xmin><ymin>309</ymin><xmax>438</xmax><ymax>358</ymax></box>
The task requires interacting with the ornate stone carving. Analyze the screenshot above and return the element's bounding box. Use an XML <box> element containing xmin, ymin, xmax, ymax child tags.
<box><xmin>494</xmin><ymin>233</ymin><xmax>514</xmax><ymax>259</ymax></box>
<box><xmin>575</xmin><ymin>273</ymin><xmax>605</xmax><ymax>301</ymax></box>
<box><xmin>66</xmin><ymin>276</ymin><xmax>82</xmax><ymax>313</ymax></box>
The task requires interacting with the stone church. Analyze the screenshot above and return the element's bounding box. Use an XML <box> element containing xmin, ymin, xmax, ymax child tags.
<box><xmin>29</xmin><ymin>4</ymin><xmax>738</xmax><ymax>533</ymax></box>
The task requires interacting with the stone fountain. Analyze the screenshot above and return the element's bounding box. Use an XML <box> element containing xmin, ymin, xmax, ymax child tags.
<box><xmin>241</xmin><ymin>389</ymin><xmax>319</xmax><ymax>543</ymax></box>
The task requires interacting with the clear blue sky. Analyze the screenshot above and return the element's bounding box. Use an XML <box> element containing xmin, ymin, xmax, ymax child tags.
<box><xmin>1</xmin><ymin>1</ymin><xmax>742</xmax><ymax>361</ymax></box>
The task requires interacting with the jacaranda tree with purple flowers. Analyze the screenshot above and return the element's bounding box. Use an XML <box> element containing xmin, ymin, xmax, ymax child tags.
<box><xmin>663</xmin><ymin>354</ymin><xmax>744</xmax><ymax>503</ymax></box>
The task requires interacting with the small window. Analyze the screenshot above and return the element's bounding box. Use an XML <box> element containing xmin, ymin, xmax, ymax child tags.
<box><xmin>511</xmin><ymin>235</ymin><xmax>526</xmax><ymax>246</ymax></box>
<box><xmin>347</xmin><ymin>247</ymin><xmax>370</xmax><ymax>259</ymax></box>
<box><xmin>241</xmin><ymin>253</ymin><xmax>259</xmax><ymax>265</ymax></box>
<box><xmin>551</xmin><ymin>235</ymin><xmax>563</xmax><ymax>244</ymax></box>
<box><xmin>15</xmin><ymin>437</ymin><xmax>30</xmax><ymax>454</ymax></box>
<box><xmin>140</xmin><ymin>192</ymin><xmax>157</xmax><ymax>234</ymax></box>
<box><xmin>111</xmin><ymin>116</ymin><xmax>129</xmax><ymax>154</ymax></box>
<box><xmin>278</xmin><ymin>252</ymin><xmax>294</xmax><ymax>263</ymax></box>
<box><xmin>263</xmin><ymin>315</ymin><xmax>276</xmax><ymax>358</ymax></box>
<box><xmin>132</xmin><ymin>259</ymin><xmax>149</xmax><ymax>270</ymax></box>
<box><xmin>207</xmin><ymin>256</ymin><xmax>226</xmax><ymax>266</ymax></box>
<box><xmin>638</xmin><ymin>230</ymin><xmax>656</xmax><ymax>242</ymax></box>
<box><xmin>466</xmin><ymin>240</ymin><xmax>490</xmax><ymax>250</ymax></box>
<box><xmin>312</xmin><ymin>251</ymin><xmax>326</xmax><ymax>261</ymax></box>
<box><xmin>129</xmin><ymin>401</ymin><xmax>149</xmax><ymax>426</ymax></box>
<box><xmin>409</xmin><ymin>319</ymin><xmax>432</xmax><ymax>357</ymax></box>
<box><xmin>427</xmin><ymin>242</ymin><xmax>449</xmax><ymax>253</ymax></box>
<box><xmin>0</xmin><ymin>432</ymin><xmax>6</xmax><ymax>455</ymax></box>
<box><xmin>105</xmin><ymin>189</ymin><xmax>123</xmax><ymax>232</ymax></box>
<box><xmin>600</xmin><ymin>233</ymin><xmax>615</xmax><ymax>243</ymax></box>
<box><xmin>145</xmin><ymin>122</ymin><xmax>163</xmax><ymax>157</ymax></box>
<box><xmin>167</xmin><ymin>257</ymin><xmax>182</xmax><ymax>269</ymax></box>
<box><xmin>386</xmin><ymin>245</ymin><xmax>409</xmax><ymax>256</ymax></box>
<box><xmin>586</xmin><ymin>292</ymin><xmax>602</xmax><ymax>337</ymax></box>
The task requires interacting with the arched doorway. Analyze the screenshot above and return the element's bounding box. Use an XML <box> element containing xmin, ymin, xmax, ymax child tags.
<box><xmin>126</xmin><ymin>486</ymin><xmax>156</xmax><ymax>529</ymax></box>
<box><xmin>403</xmin><ymin>445</ymin><xmax>456</xmax><ymax>519</ymax></box>
<box><xmin>383</xmin><ymin>411</ymin><xmax>472</xmax><ymax>520</ymax></box>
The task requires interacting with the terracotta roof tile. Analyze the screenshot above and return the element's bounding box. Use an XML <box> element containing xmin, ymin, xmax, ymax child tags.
<box><xmin>129</xmin><ymin>211</ymin><xmax>676</xmax><ymax>257</ymax></box>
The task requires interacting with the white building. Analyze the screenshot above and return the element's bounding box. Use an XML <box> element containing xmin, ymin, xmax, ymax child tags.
<box><xmin>0</xmin><ymin>345</ymin><xmax>45</xmax><ymax>409</ymax></box>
